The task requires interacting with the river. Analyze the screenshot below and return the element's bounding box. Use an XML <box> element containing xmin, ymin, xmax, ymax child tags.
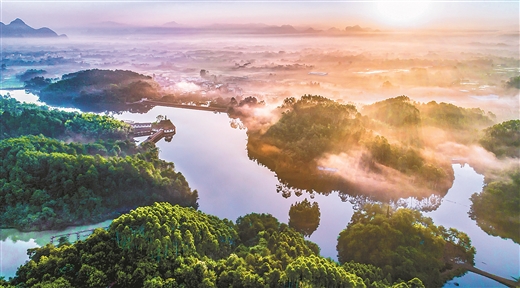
<box><xmin>1</xmin><ymin>90</ymin><xmax>518</xmax><ymax>287</ymax></box>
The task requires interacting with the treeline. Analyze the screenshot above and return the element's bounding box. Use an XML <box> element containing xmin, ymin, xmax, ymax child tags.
<box><xmin>6</xmin><ymin>203</ymin><xmax>427</xmax><ymax>288</ymax></box>
<box><xmin>363</xmin><ymin>95</ymin><xmax>495</xmax><ymax>144</ymax></box>
<box><xmin>480</xmin><ymin>119</ymin><xmax>520</xmax><ymax>158</ymax></box>
<box><xmin>0</xmin><ymin>96</ymin><xmax>198</xmax><ymax>231</ymax></box>
<box><xmin>363</xmin><ymin>95</ymin><xmax>495</xmax><ymax>131</ymax></box>
<box><xmin>0</xmin><ymin>95</ymin><xmax>130</xmax><ymax>141</ymax></box>
<box><xmin>247</xmin><ymin>95</ymin><xmax>453</xmax><ymax>202</ymax></box>
<box><xmin>0</xmin><ymin>135</ymin><xmax>198</xmax><ymax>230</ymax></box>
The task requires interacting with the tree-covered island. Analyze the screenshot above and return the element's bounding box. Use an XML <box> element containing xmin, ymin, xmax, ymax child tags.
<box><xmin>26</xmin><ymin>69</ymin><xmax>162</xmax><ymax>113</ymax></box>
<box><xmin>243</xmin><ymin>95</ymin><xmax>474</xmax><ymax>208</ymax></box>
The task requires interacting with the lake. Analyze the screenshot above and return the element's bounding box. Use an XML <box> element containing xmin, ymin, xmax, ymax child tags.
<box><xmin>1</xmin><ymin>90</ymin><xmax>518</xmax><ymax>287</ymax></box>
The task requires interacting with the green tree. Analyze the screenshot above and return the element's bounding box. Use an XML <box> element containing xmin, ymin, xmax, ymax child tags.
<box><xmin>337</xmin><ymin>204</ymin><xmax>475</xmax><ymax>287</ymax></box>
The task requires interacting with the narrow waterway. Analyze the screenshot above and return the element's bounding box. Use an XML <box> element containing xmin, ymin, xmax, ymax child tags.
<box><xmin>1</xmin><ymin>90</ymin><xmax>518</xmax><ymax>287</ymax></box>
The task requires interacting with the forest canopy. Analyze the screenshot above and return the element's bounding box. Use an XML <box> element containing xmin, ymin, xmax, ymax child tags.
<box><xmin>479</xmin><ymin>119</ymin><xmax>520</xmax><ymax>158</ymax></box>
<box><xmin>0</xmin><ymin>95</ymin><xmax>130</xmax><ymax>141</ymax></box>
<box><xmin>246</xmin><ymin>95</ymin><xmax>454</xmax><ymax>205</ymax></box>
<box><xmin>34</xmin><ymin>69</ymin><xmax>161</xmax><ymax>112</ymax></box>
<box><xmin>7</xmin><ymin>203</ymin><xmax>426</xmax><ymax>288</ymax></box>
<box><xmin>0</xmin><ymin>96</ymin><xmax>198</xmax><ymax>231</ymax></box>
<box><xmin>337</xmin><ymin>204</ymin><xmax>475</xmax><ymax>288</ymax></box>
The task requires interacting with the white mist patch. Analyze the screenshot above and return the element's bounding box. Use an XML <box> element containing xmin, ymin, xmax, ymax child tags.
<box><xmin>233</xmin><ymin>103</ymin><xmax>283</xmax><ymax>134</ymax></box>
<box><xmin>435</xmin><ymin>142</ymin><xmax>519</xmax><ymax>174</ymax></box>
<box><xmin>318</xmin><ymin>151</ymin><xmax>437</xmax><ymax>198</ymax></box>
<box><xmin>174</xmin><ymin>81</ymin><xmax>200</xmax><ymax>93</ymax></box>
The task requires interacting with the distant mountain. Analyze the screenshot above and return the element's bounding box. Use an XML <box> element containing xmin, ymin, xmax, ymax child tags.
<box><xmin>204</xmin><ymin>23</ymin><xmax>271</xmax><ymax>31</ymax></box>
<box><xmin>259</xmin><ymin>25</ymin><xmax>299</xmax><ymax>34</ymax></box>
<box><xmin>163</xmin><ymin>21</ymin><xmax>182</xmax><ymax>27</ymax></box>
<box><xmin>303</xmin><ymin>27</ymin><xmax>322</xmax><ymax>34</ymax></box>
<box><xmin>344</xmin><ymin>25</ymin><xmax>369</xmax><ymax>33</ymax></box>
<box><xmin>0</xmin><ymin>18</ymin><xmax>66</xmax><ymax>38</ymax></box>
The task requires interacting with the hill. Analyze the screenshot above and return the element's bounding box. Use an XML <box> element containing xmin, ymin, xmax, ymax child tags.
<box><xmin>0</xmin><ymin>18</ymin><xmax>66</xmax><ymax>38</ymax></box>
<box><xmin>37</xmin><ymin>69</ymin><xmax>161</xmax><ymax>112</ymax></box>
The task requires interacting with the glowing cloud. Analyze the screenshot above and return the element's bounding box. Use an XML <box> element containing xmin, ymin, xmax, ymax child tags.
<box><xmin>375</xmin><ymin>0</ymin><xmax>431</xmax><ymax>27</ymax></box>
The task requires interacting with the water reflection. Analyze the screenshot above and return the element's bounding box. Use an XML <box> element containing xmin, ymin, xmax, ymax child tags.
<box><xmin>1</xmin><ymin>92</ymin><xmax>518</xmax><ymax>287</ymax></box>
<box><xmin>288</xmin><ymin>199</ymin><xmax>320</xmax><ymax>237</ymax></box>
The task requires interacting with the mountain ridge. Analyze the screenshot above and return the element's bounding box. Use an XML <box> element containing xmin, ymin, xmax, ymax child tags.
<box><xmin>0</xmin><ymin>18</ymin><xmax>66</xmax><ymax>38</ymax></box>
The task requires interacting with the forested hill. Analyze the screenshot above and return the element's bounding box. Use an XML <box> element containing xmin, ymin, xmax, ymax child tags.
<box><xmin>34</xmin><ymin>69</ymin><xmax>162</xmax><ymax>112</ymax></box>
<box><xmin>5</xmin><ymin>203</ymin><xmax>427</xmax><ymax>288</ymax></box>
<box><xmin>0</xmin><ymin>96</ymin><xmax>198</xmax><ymax>230</ymax></box>
<box><xmin>246</xmin><ymin>95</ymin><xmax>455</xmax><ymax>204</ymax></box>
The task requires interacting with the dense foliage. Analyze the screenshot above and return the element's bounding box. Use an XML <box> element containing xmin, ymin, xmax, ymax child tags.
<box><xmin>0</xmin><ymin>96</ymin><xmax>197</xmax><ymax>230</ymax></box>
<box><xmin>479</xmin><ymin>119</ymin><xmax>520</xmax><ymax>158</ymax></box>
<box><xmin>0</xmin><ymin>95</ymin><xmax>130</xmax><ymax>141</ymax></box>
<box><xmin>363</xmin><ymin>96</ymin><xmax>495</xmax><ymax>145</ymax></box>
<box><xmin>7</xmin><ymin>203</ymin><xmax>426</xmax><ymax>288</ymax></box>
<box><xmin>16</xmin><ymin>69</ymin><xmax>46</xmax><ymax>82</ymax></box>
<box><xmin>337</xmin><ymin>204</ymin><xmax>475</xmax><ymax>288</ymax></box>
<box><xmin>37</xmin><ymin>69</ymin><xmax>161</xmax><ymax>112</ymax></box>
<box><xmin>288</xmin><ymin>198</ymin><xmax>321</xmax><ymax>237</ymax></box>
<box><xmin>418</xmin><ymin>101</ymin><xmax>494</xmax><ymax>132</ymax></box>
<box><xmin>469</xmin><ymin>167</ymin><xmax>520</xmax><ymax>243</ymax></box>
<box><xmin>0</xmin><ymin>136</ymin><xmax>198</xmax><ymax>230</ymax></box>
<box><xmin>506</xmin><ymin>75</ymin><xmax>520</xmax><ymax>89</ymax></box>
<box><xmin>362</xmin><ymin>96</ymin><xmax>420</xmax><ymax>128</ymax></box>
<box><xmin>263</xmin><ymin>95</ymin><xmax>364</xmax><ymax>163</ymax></box>
<box><xmin>247</xmin><ymin>95</ymin><xmax>452</xmax><ymax>202</ymax></box>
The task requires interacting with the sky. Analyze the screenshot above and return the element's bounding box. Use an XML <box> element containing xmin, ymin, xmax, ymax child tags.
<box><xmin>0</xmin><ymin>0</ymin><xmax>518</xmax><ymax>32</ymax></box>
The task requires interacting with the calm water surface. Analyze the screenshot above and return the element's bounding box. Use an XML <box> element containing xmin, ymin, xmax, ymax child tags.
<box><xmin>1</xmin><ymin>90</ymin><xmax>518</xmax><ymax>287</ymax></box>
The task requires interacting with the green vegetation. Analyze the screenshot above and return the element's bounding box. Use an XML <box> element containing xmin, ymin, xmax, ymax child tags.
<box><xmin>506</xmin><ymin>76</ymin><xmax>520</xmax><ymax>89</ymax></box>
<box><xmin>0</xmin><ymin>95</ymin><xmax>130</xmax><ymax>141</ymax></box>
<box><xmin>37</xmin><ymin>69</ymin><xmax>161</xmax><ymax>112</ymax></box>
<box><xmin>0</xmin><ymin>135</ymin><xmax>198</xmax><ymax>230</ymax></box>
<box><xmin>7</xmin><ymin>203</ymin><xmax>426</xmax><ymax>288</ymax></box>
<box><xmin>469</xmin><ymin>167</ymin><xmax>520</xmax><ymax>243</ymax></box>
<box><xmin>247</xmin><ymin>95</ymin><xmax>453</xmax><ymax>202</ymax></box>
<box><xmin>262</xmin><ymin>95</ymin><xmax>364</xmax><ymax>163</ymax></box>
<box><xmin>16</xmin><ymin>69</ymin><xmax>46</xmax><ymax>82</ymax></box>
<box><xmin>470</xmin><ymin>120</ymin><xmax>520</xmax><ymax>242</ymax></box>
<box><xmin>480</xmin><ymin>119</ymin><xmax>520</xmax><ymax>158</ymax></box>
<box><xmin>0</xmin><ymin>97</ymin><xmax>197</xmax><ymax>231</ymax></box>
<box><xmin>418</xmin><ymin>101</ymin><xmax>494</xmax><ymax>142</ymax></box>
<box><xmin>363</xmin><ymin>96</ymin><xmax>495</xmax><ymax>145</ymax></box>
<box><xmin>337</xmin><ymin>204</ymin><xmax>475</xmax><ymax>288</ymax></box>
<box><xmin>288</xmin><ymin>198</ymin><xmax>320</xmax><ymax>237</ymax></box>
<box><xmin>363</xmin><ymin>96</ymin><xmax>420</xmax><ymax>128</ymax></box>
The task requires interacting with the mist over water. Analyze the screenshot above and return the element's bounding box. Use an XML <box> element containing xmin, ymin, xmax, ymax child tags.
<box><xmin>1</xmin><ymin>28</ymin><xmax>518</xmax><ymax>286</ymax></box>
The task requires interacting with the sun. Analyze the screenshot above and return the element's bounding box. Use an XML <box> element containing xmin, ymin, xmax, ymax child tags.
<box><xmin>376</xmin><ymin>0</ymin><xmax>431</xmax><ymax>27</ymax></box>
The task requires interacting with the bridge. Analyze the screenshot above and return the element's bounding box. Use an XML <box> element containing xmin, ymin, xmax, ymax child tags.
<box><xmin>142</xmin><ymin>128</ymin><xmax>176</xmax><ymax>144</ymax></box>
<box><xmin>142</xmin><ymin>100</ymin><xmax>229</xmax><ymax>113</ymax></box>
<box><xmin>50</xmin><ymin>226</ymin><xmax>109</xmax><ymax>245</ymax></box>
<box><xmin>449</xmin><ymin>262</ymin><xmax>519</xmax><ymax>287</ymax></box>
